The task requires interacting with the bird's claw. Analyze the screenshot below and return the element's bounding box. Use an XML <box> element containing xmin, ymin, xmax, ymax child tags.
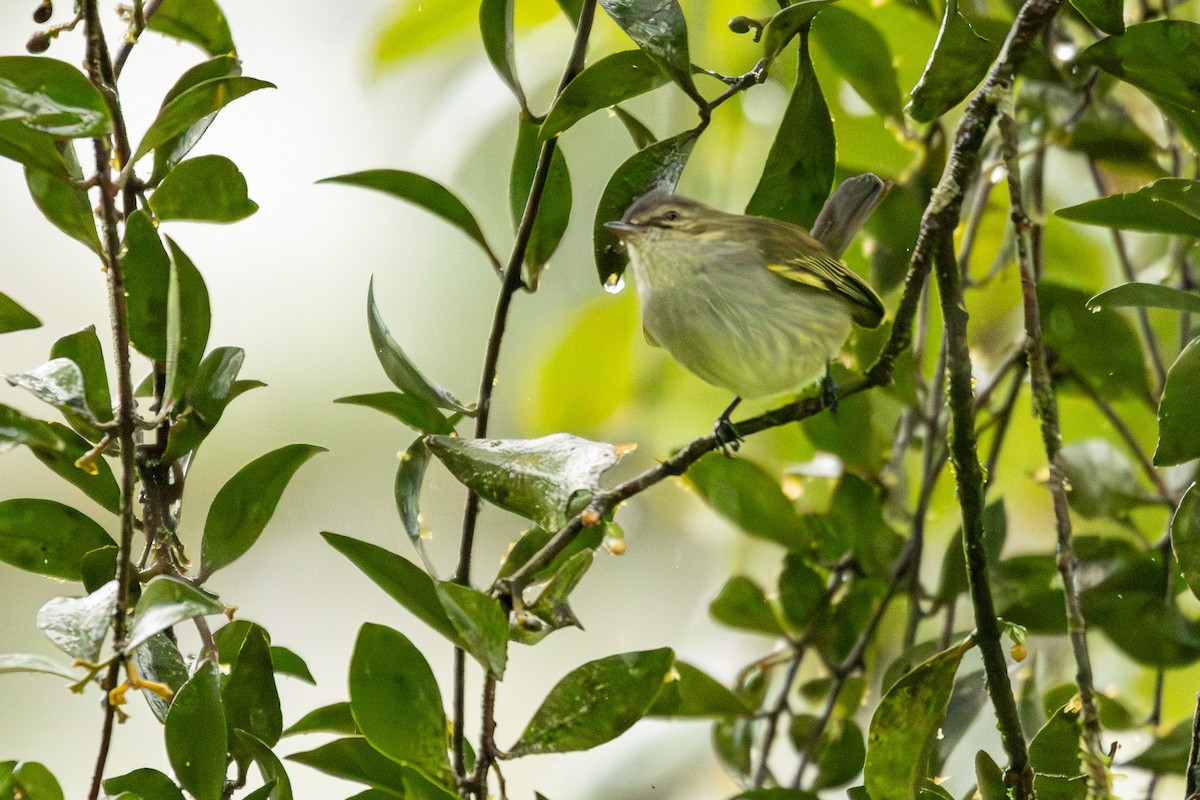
<box><xmin>714</xmin><ymin>416</ymin><xmax>743</xmax><ymax>457</ymax></box>
<box><xmin>821</xmin><ymin>368</ymin><xmax>839</xmax><ymax>415</ymax></box>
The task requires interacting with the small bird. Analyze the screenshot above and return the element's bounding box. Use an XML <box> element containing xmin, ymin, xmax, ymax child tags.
<box><xmin>605</xmin><ymin>179</ymin><xmax>887</xmax><ymax>452</ymax></box>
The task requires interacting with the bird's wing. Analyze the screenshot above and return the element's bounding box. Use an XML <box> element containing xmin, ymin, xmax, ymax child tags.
<box><xmin>761</xmin><ymin>224</ymin><xmax>886</xmax><ymax>328</ymax></box>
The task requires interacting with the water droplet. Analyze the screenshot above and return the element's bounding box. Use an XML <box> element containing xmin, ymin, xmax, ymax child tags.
<box><xmin>1090</xmin><ymin>305</ymin><xmax>1102</xmax><ymax>313</ymax></box>
<box><xmin>604</xmin><ymin>274</ymin><xmax>626</xmax><ymax>294</ymax></box>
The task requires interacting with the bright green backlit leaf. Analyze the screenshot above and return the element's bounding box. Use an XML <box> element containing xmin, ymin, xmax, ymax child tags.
<box><xmin>540</xmin><ymin>51</ymin><xmax>669</xmax><ymax>140</ymax></box>
<box><xmin>480</xmin><ymin>0</ymin><xmax>527</xmax><ymax>110</ymax></box>
<box><xmin>200</xmin><ymin>443</ymin><xmax>325</xmax><ymax>577</ymax></box>
<box><xmin>812</xmin><ymin>8</ymin><xmax>903</xmax><ymax>121</ymax></box>
<box><xmin>1057</xmin><ymin>179</ymin><xmax>1200</xmax><ymax>237</ymax></box>
<box><xmin>1156</xmin><ymin>337</ymin><xmax>1200</xmax><ymax>466</ymax></box>
<box><xmin>709</xmin><ymin>576</ymin><xmax>785</xmax><ymax>636</ymax></box>
<box><xmin>150</xmin><ymin>155</ymin><xmax>258</xmax><ymax>222</ymax></box>
<box><xmin>282</xmin><ymin>702</ymin><xmax>358</xmax><ymax>737</ymax></box>
<box><xmin>0</xmin><ymin>291</ymin><xmax>39</xmax><ymax>334</ymax></box>
<box><xmin>134</xmin><ymin>76</ymin><xmax>273</xmax><ymax>165</ymax></box>
<box><xmin>0</xmin><ymin>56</ymin><xmax>111</xmax><ymax>138</ymax></box>
<box><xmin>147</xmin><ymin>0</ymin><xmax>236</xmax><ymax>55</ymax></box>
<box><xmin>104</xmin><ymin>768</ymin><xmax>186</xmax><ymax>800</ymax></box>
<box><xmin>647</xmin><ymin>661</ymin><xmax>752</xmax><ymax>718</ymax></box>
<box><xmin>335</xmin><ymin>391</ymin><xmax>453</xmax><ymax>435</ymax></box>
<box><xmin>907</xmin><ymin>0</ymin><xmax>1002</xmax><ymax>122</ymax></box>
<box><xmin>684</xmin><ymin>453</ymin><xmax>814</xmax><ymax>551</ymax></box>
<box><xmin>165</xmin><ymin>662</ymin><xmax>227</xmax><ymax>800</ymax></box>
<box><xmin>9</xmin><ymin>762</ymin><xmax>64</xmax><ymax>800</ymax></box>
<box><xmin>0</xmin><ymin>498</ymin><xmax>113</xmax><ymax>580</ymax></box>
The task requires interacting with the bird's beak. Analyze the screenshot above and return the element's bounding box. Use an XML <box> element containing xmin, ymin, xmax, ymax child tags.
<box><xmin>604</xmin><ymin>220</ymin><xmax>638</xmax><ymax>241</ymax></box>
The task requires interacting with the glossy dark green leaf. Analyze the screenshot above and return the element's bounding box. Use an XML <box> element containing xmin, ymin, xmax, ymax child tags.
<box><xmin>1076</xmin><ymin>21</ymin><xmax>1200</xmax><ymax>150</ymax></box>
<box><xmin>1089</xmin><ymin>282</ymin><xmax>1200</xmax><ymax>314</ymax></box>
<box><xmin>813</xmin><ymin>719</ymin><xmax>867</xmax><ymax>789</ymax></box>
<box><xmin>0</xmin><ymin>120</ymin><xmax>71</xmax><ymax>179</ymax></box>
<box><xmin>0</xmin><ymin>499</ymin><xmax>114</xmax><ymax>580</ymax></box>
<box><xmin>709</xmin><ymin>576</ymin><xmax>785</xmax><ymax>636</ymax></box>
<box><xmin>975</xmin><ymin>751</ymin><xmax>1007</xmax><ymax>800</ymax></box>
<box><xmin>127</xmin><ymin>576</ymin><xmax>224</xmax><ymax>653</ymax></box>
<box><xmin>234</xmin><ymin>730</ymin><xmax>293</xmax><ymax>800</ymax></box>
<box><xmin>1058</xmin><ymin>439</ymin><xmax>1152</xmax><ymax>518</ymax></box>
<box><xmin>598</xmin><ymin>0</ymin><xmax>702</xmax><ymax>105</ymax></box>
<box><xmin>1172</xmin><ymin>483</ymin><xmax>1200</xmax><ymax>601</ymax></box>
<box><xmin>321</xmin><ymin>532</ymin><xmax>464</xmax><ymax>648</ymax></box>
<box><xmin>25</xmin><ymin>422</ymin><xmax>119</xmax><ymax>514</ymax></box>
<box><xmin>163</xmin><ymin>237</ymin><xmax>211</xmax><ymax>404</ymax></box>
<box><xmin>365</xmin><ymin>279</ymin><xmax>476</xmax><ymax>416</ymax></box>
<box><xmin>163</xmin><ymin>346</ymin><xmax>250</xmax><ymax>463</ymax></box>
<box><xmin>510</xmin><ymin>648</ymin><xmax>675</xmax><ymax>756</ymax></box>
<box><xmin>349</xmin><ymin>623</ymin><xmax>452</xmax><ymax>785</ymax></box>
<box><xmin>494</xmin><ymin>523</ymin><xmax>606</xmax><ymax>583</ymax></box>
<box><xmin>321</xmin><ymin>172</ymin><xmax>497</xmax><ymax>268</ymax></box>
<box><xmin>1125</xmin><ymin>716</ymin><xmax>1190</xmax><ymax>773</ymax></box>
<box><xmin>0</xmin><ymin>652</ymin><xmax>82</xmax><ymax>681</ymax></box>
<box><xmin>646</xmin><ymin>661</ymin><xmax>752</xmax><ymax>718</ymax></box>
<box><xmin>1057</xmin><ymin>179</ymin><xmax>1200</xmax><ymax>237</ymax></box>
<box><xmin>514</xmin><ymin>549</ymin><xmax>593</xmax><ymax>643</ymax></box>
<box><xmin>165</xmin><ymin>662</ymin><xmax>227</xmax><ymax>800</ymax></box>
<box><xmin>150</xmin><ymin>155</ymin><xmax>258</xmax><ymax>222</ymax></box>
<box><xmin>132</xmin><ymin>632</ymin><xmax>189</xmax><ymax>722</ymax></box>
<box><xmin>286</xmin><ymin>738</ymin><xmax>411</xmax><ymax>793</ymax></box>
<box><xmin>104</xmin><ymin>768</ymin><xmax>186</xmax><ymax>800</ymax></box>
<box><xmin>831</xmin><ymin>475</ymin><xmax>903</xmax><ymax>579</ymax></box>
<box><xmin>817</xmin><ymin>578</ymin><xmax>888</xmax><ymax>664</ymax></box>
<box><xmin>0</xmin><ymin>403</ymin><xmax>62</xmax><ymax>453</ymax></box>
<box><xmin>480</xmin><ymin>0</ymin><xmax>527</xmax><ymax>109</ymax></box>
<box><xmin>714</xmin><ymin>717</ymin><xmax>756</xmax><ymax>785</ymax></box>
<box><xmin>25</xmin><ymin>163</ymin><xmax>100</xmax><ymax>254</ymax></box>
<box><xmin>134</xmin><ymin>76</ymin><xmax>274</xmax><ymax>164</ymax></box>
<box><xmin>148</xmin><ymin>56</ymin><xmax>244</xmax><ymax>185</ymax></box>
<box><xmin>200</xmin><ymin>443</ymin><xmax>325</xmax><ymax>577</ymax></box>
<box><xmin>51</xmin><ymin>326</ymin><xmax>113</xmax><ymax>424</ymax></box>
<box><xmin>270</xmin><ymin>645</ymin><xmax>316</xmax><ymax>684</ymax></box>
<box><xmin>224</xmin><ymin>626</ymin><xmax>283</xmax><ymax>753</ymax></box>
<box><xmin>1069</xmin><ymin>0</ymin><xmax>1124</xmax><ymax>34</ymax></box>
<box><xmin>121</xmin><ymin>210</ymin><xmax>170</xmax><ymax>361</ymax></box>
<box><xmin>937</xmin><ymin>500</ymin><xmax>1006</xmax><ymax>603</ymax></box>
<box><xmin>283</xmin><ymin>702</ymin><xmax>358</xmax><ymax>737</ymax></box>
<box><xmin>334</xmin><ymin>392</ymin><xmax>453</xmax><ymax>435</ymax></box>
<box><xmin>594</xmin><ymin>128</ymin><xmax>698</xmax><ymax>283</ymax></box>
<box><xmin>907</xmin><ymin>0</ymin><xmax>1002</xmax><ymax>122</ymax></box>
<box><xmin>863</xmin><ymin>638</ymin><xmax>972</xmax><ymax>800</ymax></box>
<box><xmin>7</xmin><ymin>762</ymin><xmax>63</xmax><ymax>800</ymax></box>
<box><xmin>509</xmin><ymin>118</ymin><xmax>572</xmax><ymax>289</ymax></box>
<box><xmin>0</xmin><ymin>292</ymin><xmax>39</xmax><ymax>334</ymax></box>
<box><xmin>760</xmin><ymin>0</ymin><xmax>836</xmax><ymax>67</ymax></box>
<box><xmin>427</xmin><ymin>433</ymin><xmax>624</xmax><ymax>531</ymax></box>
<box><xmin>613</xmin><ymin>106</ymin><xmax>656</xmax><ymax>148</ymax></box>
<box><xmin>811</xmin><ymin>7</ymin><xmax>904</xmax><ymax>120</ymax></box>
<box><xmin>436</xmin><ymin>582</ymin><xmax>508</xmax><ymax>678</ymax></box>
<box><xmin>1040</xmin><ymin>282</ymin><xmax>1150</xmax><ymax>400</ymax></box>
<box><xmin>1156</xmin><ymin>337</ymin><xmax>1200</xmax><ymax>465</ymax></box>
<box><xmin>36</xmin><ymin>581</ymin><xmax>116</xmax><ymax>663</ymax></box>
<box><xmin>684</xmin><ymin>453</ymin><xmax>814</xmax><ymax>551</ymax></box>
<box><xmin>778</xmin><ymin>555</ymin><xmax>827</xmax><ymax>630</ymax></box>
<box><xmin>0</xmin><ymin>56</ymin><xmax>112</xmax><ymax>137</ymax></box>
<box><xmin>147</xmin><ymin>0</ymin><xmax>235</xmax><ymax>55</ymax></box>
<box><xmin>1029</xmin><ymin>707</ymin><xmax>1086</xmax><ymax>800</ymax></box>
<box><xmin>540</xmin><ymin>51</ymin><xmax>669</xmax><ymax>140</ymax></box>
<box><xmin>746</xmin><ymin>31</ymin><xmax>834</xmax><ymax>228</ymax></box>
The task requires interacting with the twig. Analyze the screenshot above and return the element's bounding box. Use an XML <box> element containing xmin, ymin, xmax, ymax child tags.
<box><xmin>751</xmin><ymin>647</ymin><xmax>805</xmax><ymax>788</ymax></box>
<box><xmin>1187</xmin><ymin>693</ymin><xmax>1200</xmax><ymax>800</ymax></box>
<box><xmin>113</xmin><ymin>0</ymin><xmax>162</xmax><ymax>78</ymax></box>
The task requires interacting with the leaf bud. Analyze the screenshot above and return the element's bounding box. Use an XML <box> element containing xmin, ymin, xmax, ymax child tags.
<box><xmin>33</xmin><ymin>0</ymin><xmax>52</xmax><ymax>23</ymax></box>
<box><xmin>26</xmin><ymin>30</ymin><xmax>51</xmax><ymax>53</ymax></box>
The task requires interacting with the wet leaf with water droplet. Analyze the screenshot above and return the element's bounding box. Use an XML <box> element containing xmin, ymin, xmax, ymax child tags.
<box><xmin>1058</xmin><ymin>178</ymin><xmax>1200</xmax><ymax>237</ymax></box>
<box><xmin>1156</xmin><ymin>335</ymin><xmax>1200</xmax><ymax>466</ymax></box>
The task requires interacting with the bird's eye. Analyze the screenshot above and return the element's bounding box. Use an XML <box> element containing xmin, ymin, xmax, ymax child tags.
<box><xmin>662</xmin><ymin>210</ymin><xmax>679</xmax><ymax>222</ymax></box>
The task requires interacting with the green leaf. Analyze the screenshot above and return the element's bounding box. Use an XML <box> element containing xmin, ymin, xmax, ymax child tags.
<box><xmin>1076</xmin><ymin>21</ymin><xmax>1200</xmax><ymax>151</ymax></box>
<box><xmin>335</xmin><ymin>392</ymin><xmax>453</xmax><ymax>435</ymax></box>
<box><xmin>0</xmin><ymin>120</ymin><xmax>70</xmax><ymax>180</ymax></box>
<box><xmin>224</xmin><ymin>626</ymin><xmax>283</xmax><ymax>750</ymax></box>
<box><xmin>122</xmin><ymin>209</ymin><xmax>171</xmax><ymax>361</ymax></box>
<box><xmin>594</xmin><ymin>128</ymin><xmax>699</xmax><ymax>283</ymax></box>
<box><xmin>684</xmin><ymin>453</ymin><xmax>814</xmax><ymax>551</ymax></box>
<box><xmin>510</xmin><ymin>648</ymin><xmax>675</xmax><ymax>756</ymax></box>
<box><xmin>1057</xmin><ymin>179</ymin><xmax>1200</xmax><ymax>237</ymax></box>
<box><xmin>233</xmin><ymin>730</ymin><xmax>293</xmax><ymax>800</ymax></box>
<box><xmin>540</xmin><ymin>51</ymin><xmax>669</xmax><ymax>141</ymax></box>
<box><xmin>813</xmin><ymin>719</ymin><xmax>867</xmax><ymax>789</ymax></box>
<box><xmin>321</xmin><ymin>171</ymin><xmax>497</xmax><ymax>267</ymax></box>
<box><xmin>509</xmin><ymin>118</ymin><xmax>572</xmax><ymax>289</ymax></box>
<box><xmin>25</xmin><ymin>162</ymin><xmax>101</xmax><ymax>254</ymax></box>
<box><xmin>975</xmin><ymin>751</ymin><xmax>1007</xmax><ymax>800</ymax></box>
<box><xmin>746</xmin><ymin>31</ymin><xmax>834</xmax><ymax>228</ymax></box>
<box><xmin>283</xmin><ymin>702</ymin><xmax>359</xmax><ymax>737</ymax></box>
<box><xmin>1058</xmin><ymin>439</ymin><xmax>1153</xmax><ymax>518</ymax></box>
<box><xmin>132</xmin><ymin>632</ymin><xmax>189</xmax><ymax>723</ymax></box>
<box><xmin>1156</xmin><ymin>337</ymin><xmax>1200</xmax><ymax>465</ymax></box>
<box><xmin>270</xmin><ymin>645</ymin><xmax>315</xmax><ymax>684</ymax></box>
<box><xmin>148</xmin><ymin>56</ymin><xmax>244</xmax><ymax>185</ymax></box>
<box><xmin>937</xmin><ymin>500</ymin><xmax>1006</xmax><ymax>603</ymax></box>
<box><xmin>149</xmin><ymin>155</ymin><xmax>258</xmax><ymax>222</ymax></box>
<box><xmin>349</xmin><ymin>623</ymin><xmax>453</xmax><ymax>785</ymax></box>
<box><xmin>8</xmin><ymin>762</ymin><xmax>63</xmax><ymax>800</ymax></box>
<box><xmin>1029</xmin><ymin>707</ymin><xmax>1086</xmax><ymax>800</ymax></box>
<box><xmin>1089</xmin><ymin>282</ymin><xmax>1200</xmax><ymax>314</ymax></box>
<box><xmin>1040</xmin><ymin>282</ymin><xmax>1150</xmax><ymax>401</ymax></box>
<box><xmin>760</xmin><ymin>0</ymin><xmax>837</xmax><ymax>68</ymax></box>
<box><xmin>613</xmin><ymin>106</ymin><xmax>656</xmax><ymax>148</ymax></box>
<box><xmin>321</xmin><ymin>533</ymin><xmax>463</xmax><ymax>648</ymax></box>
<box><xmin>162</xmin><ymin>346</ymin><xmax>251</xmax><ymax>463</ymax></box>
<box><xmin>134</xmin><ymin>75</ymin><xmax>274</xmax><ymax>165</ymax></box>
<box><xmin>200</xmin><ymin>443</ymin><xmax>325</xmax><ymax>576</ymax></box>
<box><xmin>714</xmin><ymin>718</ymin><xmax>756</xmax><ymax>785</ymax></box>
<box><xmin>0</xmin><ymin>498</ymin><xmax>114</xmax><ymax>580</ymax></box>
<box><xmin>104</xmin><ymin>768</ymin><xmax>186</xmax><ymax>800</ymax></box>
<box><xmin>1172</xmin><ymin>483</ymin><xmax>1200</xmax><ymax>601</ymax></box>
<box><xmin>426</xmin><ymin>433</ymin><xmax>624</xmax><ymax>531</ymax></box>
<box><xmin>1069</xmin><ymin>0</ymin><xmax>1124</xmax><ymax>34</ymax></box>
<box><xmin>811</xmin><ymin>8</ymin><xmax>903</xmax><ymax>120</ymax></box>
<box><xmin>863</xmin><ymin>637</ymin><xmax>972</xmax><ymax>800</ymax></box>
<box><xmin>436</xmin><ymin>582</ymin><xmax>508</xmax><ymax>678</ymax></box>
<box><xmin>494</xmin><ymin>524</ymin><xmax>606</xmax><ymax>584</ymax></box>
<box><xmin>165</xmin><ymin>662</ymin><xmax>227</xmax><ymax>800</ymax></box>
<box><xmin>286</xmin><ymin>738</ymin><xmax>412</xmax><ymax>793</ymax></box>
<box><xmin>147</xmin><ymin>0</ymin><xmax>236</xmax><ymax>55</ymax></box>
<box><xmin>0</xmin><ymin>56</ymin><xmax>112</xmax><ymax>137</ymax></box>
<box><xmin>28</xmin><ymin>422</ymin><xmax>120</xmax><ymax>515</ymax></box>
<box><xmin>4</xmin><ymin>357</ymin><xmax>89</xmax><ymax>417</ymax></box>
<box><xmin>646</xmin><ymin>661</ymin><xmax>752</xmax><ymax>718</ymax></box>
<box><xmin>708</xmin><ymin>576</ymin><xmax>785</xmax><ymax>636</ymax></box>
<box><xmin>51</xmin><ymin>326</ymin><xmax>113</xmax><ymax>424</ymax></box>
<box><xmin>778</xmin><ymin>555</ymin><xmax>827</xmax><ymax>630</ymax></box>
<box><xmin>907</xmin><ymin>0</ymin><xmax>1003</xmax><ymax>122</ymax></box>
<box><xmin>0</xmin><ymin>652</ymin><xmax>82</xmax><ymax>681</ymax></box>
<box><xmin>597</xmin><ymin>0</ymin><xmax>702</xmax><ymax>105</ymax></box>
<box><xmin>0</xmin><ymin>402</ymin><xmax>62</xmax><ymax>453</ymax></box>
<box><xmin>127</xmin><ymin>576</ymin><xmax>225</xmax><ymax>653</ymax></box>
<box><xmin>480</xmin><ymin>0</ymin><xmax>527</xmax><ymax>109</ymax></box>
<box><xmin>36</xmin><ymin>581</ymin><xmax>117</xmax><ymax>663</ymax></box>
<box><xmin>0</xmin><ymin>291</ymin><xmax>39</xmax><ymax>333</ymax></box>
<box><xmin>1125</xmin><ymin>716</ymin><xmax>1190</xmax><ymax>773</ymax></box>
<box><xmin>365</xmin><ymin>279</ymin><xmax>476</xmax><ymax>416</ymax></box>
<box><xmin>163</xmin><ymin>237</ymin><xmax>212</xmax><ymax>404</ymax></box>
<box><xmin>515</xmin><ymin>549</ymin><xmax>594</xmax><ymax>642</ymax></box>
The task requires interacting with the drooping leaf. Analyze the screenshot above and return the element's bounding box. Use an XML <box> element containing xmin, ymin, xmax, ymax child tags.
<box><xmin>0</xmin><ymin>292</ymin><xmax>40</xmax><ymax>333</ymax></box>
<box><xmin>233</xmin><ymin>731</ymin><xmax>293</xmax><ymax>800</ymax></box>
<box><xmin>147</xmin><ymin>0</ymin><xmax>236</xmax><ymax>55</ymax></box>
<box><xmin>811</xmin><ymin>8</ymin><xmax>903</xmax><ymax>121</ymax></box>
<box><xmin>510</xmin><ymin>648</ymin><xmax>675</xmax><ymax>756</ymax></box>
<box><xmin>597</xmin><ymin>0</ymin><xmax>703</xmax><ymax>105</ymax></box>
<box><xmin>349</xmin><ymin>623</ymin><xmax>453</xmax><ymax>786</ymax></box>
<box><xmin>646</xmin><ymin>661</ymin><xmax>753</xmax><ymax>718</ymax></box>
<box><xmin>613</xmin><ymin>106</ymin><xmax>657</xmax><ymax>148</ymax></box>
<box><xmin>163</xmin><ymin>237</ymin><xmax>212</xmax><ymax>404</ymax></box>
<box><xmin>286</xmin><ymin>738</ymin><xmax>417</xmax><ymax>794</ymax></box>
<box><xmin>223</xmin><ymin>626</ymin><xmax>283</xmax><ymax>752</ymax></box>
<box><xmin>513</xmin><ymin>549</ymin><xmax>593</xmax><ymax>643</ymax></box>
<box><xmin>36</xmin><ymin>581</ymin><xmax>117</xmax><ymax>663</ymax></box>
<box><xmin>709</xmin><ymin>576</ymin><xmax>785</xmax><ymax>636</ymax></box>
<box><xmin>148</xmin><ymin>56</ymin><xmax>244</xmax><ymax>185</ymax></box>
<box><xmin>480</xmin><ymin>0</ymin><xmax>527</xmax><ymax>110</ymax></box>
<box><xmin>103</xmin><ymin>768</ymin><xmax>187</xmax><ymax>800</ymax></box>
<box><xmin>162</xmin><ymin>346</ymin><xmax>252</xmax><ymax>463</ymax></box>
<box><xmin>1057</xmin><ymin>179</ymin><xmax>1200</xmax><ymax>237</ymax></box>
<box><xmin>127</xmin><ymin>576</ymin><xmax>225</xmax><ymax>653</ymax></box>
<box><xmin>0</xmin><ymin>56</ymin><xmax>112</xmax><ymax>138</ymax></box>
<box><xmin>132</xmin><ymin>632</ymin><xmax>189</xmax><ymax>723</ymax></box>
<box><xmin>122</xmin><ymin>209</ymin><xmax>171</xmax><ymax>361</ymax></box>
<box><xmin>1156</xmin><ymin>336</ymin><xmax>1200</xmax><ymax>466</ymax></box>
<box><xmin>1058</xmin><ymin>439</ymin><xmax>1153</xmax><ymax>518</ymax></box>
<box><xmin>149</xmin><ymin>155</ymin><xmax>258</xmax><ymax>222</ymax></box>
<box><xmin>907</xmin><ymin>0</ymin><xmax>1003</xmax><ymax>122</ymax></box>
<box><xmin>335</xmin><ymin>391</ymin><xmax>453</xmax><ymax>435</ymax></box>
<box><xmin>165</xmin><ymin>662</ymin><xmax>227</xmax><ymax>800</ymax></box>
<box><xmin>50</xmin><ymin>326</ymin><xmax>113</xmax><ymax>425</ymax></box>
<box><xmin>746</xmin><ymin>30</ymin><xmax>835</xmax><ymax>228</ymax></box>
<box><xmin>0</xmin><ymin>498</ymin><xmax>114</xmax><ymax>580</ymax></box>
<box><xmin>24</xmin><ymin>161</ymin><xmax>101</xmax><ymax>254</ymax></box>
<box><xmin>1125</xmin><ymin>716</ymin><xmax>1191</xmax><ymax>774</ymax></box>
<box><xmin>1089</xmin><ymin>282</ymin><xmax>1200</xmax><ymax>314</ymax></box>
<box><xmin>282</xmin><ymin>702</ymin><xmax>359</xmax><ymax>737</ymax></box>
<box><xmin>365</xmin><ymin>279</ymin><xmax>476</xmax><ymax>416</ymax></box>
<box><xmin>426</xmin><ymin>433</ymin><xmax>625</xmax><ymax>531</ymax></box>
<box><xmin>0</xmin><ymin>652</ymin><xmax>82</xmax><ymax>681</ymax></box>
<box><xmin>1172</xmin><ymin>483</ymin><xmax>1200</xmax><ymax>602</ymax></box>
<box><xmin>134</xmin><ymin>75</ymin><xmax>274</xmax><ymax>164</ymax></box>
<box><xmin>594</xmin><ymin>128</ymin><xmax>699</xmax><ymax>283</ymax></box>
<box><xmin>395</xmin><ymin>437</ymin><xmax>433</xmax><ymax>565</ymax></box>
<box><xmin>436</xmin><ymin>581</ymin><xmax>508</xmax><ymax>678</ymax></box>
<box><xmin>1029</xmin><ymin>707</ymin><xmax>1087</xmax><ymax>800</ymax></box>
<box><xmin>321</xmin><ymin>171</ymin><xmax>498</xmax><ymax>268</ymax></box>
<box><xmin>684</xmin><ymin>453</ymin><xmax>816</xmax><ymax>551</ymax></box>
<box><xmin>863</xmin><ymin>638</ymin><xmax>972</xmax><ymax>800</ymax></box>
<box><xmin>540</xmin><ymin>51</ymin><xmax>669</xmax><ymax>141</ymax></box>
<box><xmin>509</xmin><ymin>117</ymin><xmax>572</xmax><ymax>289</ymax></box>
<box><xmin>200</xmin><ymin>443</ymin><xmax>325</xmax><ymax>577</ymax></box>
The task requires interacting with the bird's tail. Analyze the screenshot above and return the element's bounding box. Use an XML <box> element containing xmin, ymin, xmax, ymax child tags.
<box><xmin>810</xmin><ymin>174</ymin><xmax>893</xmax><ymax>259</ymax></box>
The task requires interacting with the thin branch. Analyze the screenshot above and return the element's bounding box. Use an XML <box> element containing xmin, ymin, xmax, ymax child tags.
<box><xmin>113</xmin><ymin>0</ymin><xmax>163</xmax><ymax>78</ymax></box>
<box><xmin>1187</xmin><ymin>692</ymin><xmax>1200</xmax><ymax>800</ymax></box>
